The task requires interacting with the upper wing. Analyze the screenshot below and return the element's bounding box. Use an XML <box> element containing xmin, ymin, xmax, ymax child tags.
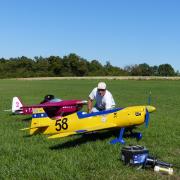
<box><xmin>48</xmin><ymin>123</ymin><xmax>117</xmax><ymax>139</ymax></box>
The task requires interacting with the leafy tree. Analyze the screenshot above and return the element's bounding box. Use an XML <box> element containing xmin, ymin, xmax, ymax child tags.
<box><xmin>138</xmin><ymin>63</ymin><xmax>153</xmax><ymax>76</ymax></box>
<box><xmin>129</xmin><ymin>63</ymin><xmax>153</xmax><ymax>76</ymax></box>
<box><xmin>88</xmin><ymin>60</ymin><xmax>105</xmax><ymax>76</ymax></box>
<box><xmin>176</xmin><ymin>70</ymin><xmax>180</xmax><ymax>76</ymax></box>
<box><xmin>158</xmin><ymin>64</ymin><xmax>175</xmax><ymax>76</ymax></box>
<box><xmin>47</xmin><ymin>56</ymin><xmax>63</xmax><ymax>76</ymax></box>
<box><xmin>33</xmin><ymin>56</ymin><xmax>50</xmax><ymax>76</ymax></box>
<box><xmin>151</xmin><ymin>66</ymin><xmax>159</xmax><ymax>76</ymax></box>
<box><xmin>129</xmin><ymin>64</ymin><xmax>141</xmax><ymax>76</ymax></box>
<box><xmin>104</xmin><ymin>61</ymin><xmax>127</xmax><ymax>76</ymax></box>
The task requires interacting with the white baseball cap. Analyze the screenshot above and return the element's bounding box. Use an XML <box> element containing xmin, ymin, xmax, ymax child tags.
<box><xmin>97</xmin><ymin>82</ymin><xmax>106</xmax><ymax>90</ymax></box>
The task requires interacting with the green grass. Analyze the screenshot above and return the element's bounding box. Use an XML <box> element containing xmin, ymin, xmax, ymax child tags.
<box><xmin>0</xmin><ymin>79</ymin><xmax>180</xmax><ymax>179</ymax></box>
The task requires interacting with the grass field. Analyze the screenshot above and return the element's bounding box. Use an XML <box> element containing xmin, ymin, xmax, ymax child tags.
<box><xmin>0</xmin><ymin>79</ymin><xmax>180</xmax><ymax>179</ymax></box>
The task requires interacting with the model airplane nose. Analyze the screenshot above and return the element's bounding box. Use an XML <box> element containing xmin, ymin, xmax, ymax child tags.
<box><xmin>81</xmin><ymin>100</ymin><xmax>88</xmax><ymax>104</ymax></box>
<box><xmin>145</xmin><ymin>105</ymin><xmax>156</xmax><ymax>113</ymax></box>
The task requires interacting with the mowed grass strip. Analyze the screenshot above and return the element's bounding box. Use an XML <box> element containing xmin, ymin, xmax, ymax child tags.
<box><xmin>0</xmin><ymin>79</ymin><xmax>180</xmax><ymax>179</ymax></box>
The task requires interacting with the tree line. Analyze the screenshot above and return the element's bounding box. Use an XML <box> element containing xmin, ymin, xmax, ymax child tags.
<box><xmin>0</xmin><ymin>53</ymin><xmax>179</xmax><ymax>78</ymax></box>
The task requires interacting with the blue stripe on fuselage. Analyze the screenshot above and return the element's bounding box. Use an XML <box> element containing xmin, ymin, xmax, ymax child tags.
<box><xmin>32</xmin><ymin>113</ymin><xmax>48</xmax><ymax>118</ymax></box>
<box><xmin>77</xmin><ymin>108</ymin><xmax>123</xmax><ymax>119</ymax></box>
<box><xmin>76</xmin><ymin>130</ymin><xmax>87</xmax><ymax>133</ymax></box>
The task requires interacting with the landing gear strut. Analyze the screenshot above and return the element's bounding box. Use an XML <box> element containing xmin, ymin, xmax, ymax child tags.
<box><xmin>110</xmin><ymin>127</ymin><xmax>142</xmax><ymax>144</ymax></box>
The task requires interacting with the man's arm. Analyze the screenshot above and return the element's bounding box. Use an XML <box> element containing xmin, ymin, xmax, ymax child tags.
<box><xmin>87</xmin><ymin>98</ymin><xmax>93</xmax><ymax>113</ymax></box>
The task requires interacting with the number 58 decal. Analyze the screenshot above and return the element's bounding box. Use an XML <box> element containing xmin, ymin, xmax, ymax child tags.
<box><xmin>55</xmin><ymin>118</ymin><xmax>68</xmax><ymax>131</ymax></box>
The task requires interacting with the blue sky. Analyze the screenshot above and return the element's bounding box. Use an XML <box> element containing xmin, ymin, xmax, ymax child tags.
<box><xmin>0</xmin><ymin>0</ymin><xmax>180</xmax><ymax>71</ymax></box>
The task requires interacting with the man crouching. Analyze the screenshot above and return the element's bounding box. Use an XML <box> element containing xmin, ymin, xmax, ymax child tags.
<box><xmin>88</xmin><ymin>82</ymin><xmax>115</xmax><ymax>113</ymax></box>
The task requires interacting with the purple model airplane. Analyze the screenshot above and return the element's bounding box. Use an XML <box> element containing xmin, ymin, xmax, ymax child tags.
<box><xmin>12</xmin><ymin>95</ymin><xmax>87</xmax><ymax>118</ymax></box>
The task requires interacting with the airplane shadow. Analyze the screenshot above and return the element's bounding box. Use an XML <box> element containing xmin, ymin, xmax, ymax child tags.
<box><xmin>23</xmin><ymin>134</ymin><xmax>33</xmax><ymax>138</ymax></box>
<box><xmin>9</xmin><ymin>114</ymin><xmax>32</xmax><ymax>121</ymax></box>
<box><xmin>49</xmin><ymin>127</ymin><xmax>140</xmax><ymax>150</ymax></box>
<box><xmin>21</xmin><ymin>117</ymin><xmax>32</xmax><ymax>122</ymax></box>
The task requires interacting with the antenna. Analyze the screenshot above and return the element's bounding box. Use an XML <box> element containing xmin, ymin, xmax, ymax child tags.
<box><xmin>148</xmin><ymin>91</ymin><xmax>151</xmax><ymax>105</ymax></box>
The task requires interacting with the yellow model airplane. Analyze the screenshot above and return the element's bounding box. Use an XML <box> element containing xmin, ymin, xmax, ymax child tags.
<box><xmin>22</xmin><ymin>105</ymin><xmax>156</xmax><ymax>144</ymax></box>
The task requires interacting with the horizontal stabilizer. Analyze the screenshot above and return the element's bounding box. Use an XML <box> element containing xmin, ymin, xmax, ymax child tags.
<box><xmin>3</xmin><ymin>109</ymin><xmax>11</xmax><ymax>112</ymax></box>
<box><xmin>20</xmin><ymin>124</ymin><xmax>49</xmax><ymax>131</ymax></box>
<box><xmin>20</xmin><ymin>127</ymin><xmax>31</xmax><ymax>131</ymax></box>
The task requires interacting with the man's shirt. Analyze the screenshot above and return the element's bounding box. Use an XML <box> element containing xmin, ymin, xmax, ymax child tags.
<box><xmin>89</xmin><ymin>87</ymin><xmax>115</xmax><ymax>110</ymax></box>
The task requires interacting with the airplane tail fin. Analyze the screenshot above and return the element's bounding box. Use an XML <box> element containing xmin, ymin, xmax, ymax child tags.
<box><xmin>12</xmin><ymin>97</ymin><xmax>23</xmax><ymax>114</ymax></box>
<box><xmin>28</xmin><ymin>108</ymin><xmax>52</xmax><ymax>135</ymax></box>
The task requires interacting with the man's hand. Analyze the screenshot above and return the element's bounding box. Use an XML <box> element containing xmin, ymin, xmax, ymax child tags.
<box><xmin>87</xmin><ymin>98</ymin><xmax>93</xmax><ymax>113</ymax></box>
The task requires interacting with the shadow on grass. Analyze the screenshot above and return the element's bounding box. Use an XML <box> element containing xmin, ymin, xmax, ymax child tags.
<box><xmin>22</xmin><ymin>117</ymin><xmax>32</xmax><ymax>121</ymax></box>
<box><xmin>23</xmin><ymin>134</ymin><xmax>33</xmax><ymax>138</ymax></box>
<box><xmin>49</xmin><ymin>129</ymin><xmax>120</xmax><ymax>150</ymax></box>
<box><xmin>8</xmin><ymin>113</ymin><xmax>32</xmax><ymax>122</ymax></box>
<box><xmin>49</xmin><ymin>127</ymin><xmax>141</xmax><ymax>150</ymax></box>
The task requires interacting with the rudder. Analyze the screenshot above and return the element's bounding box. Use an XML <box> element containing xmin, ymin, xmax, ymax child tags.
<box><xmin>12</xmin><ymin>97</ymin><xmax>23</xmax><ymax>114</ymax></box>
